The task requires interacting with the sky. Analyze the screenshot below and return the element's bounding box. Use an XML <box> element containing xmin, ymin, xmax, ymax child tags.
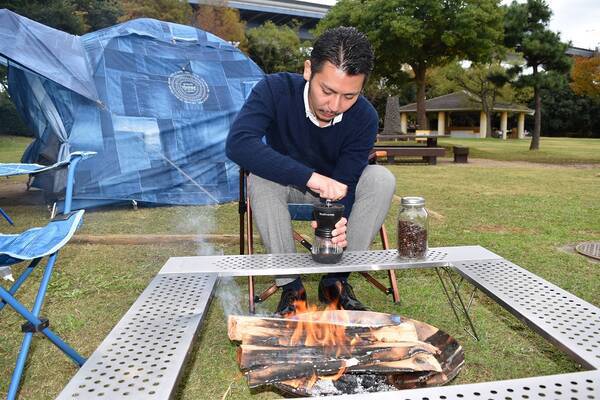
<box><xmin>504</xmin><ymin>0</ymin><xmax>600</xmax><ymax>49</ymax></box>
<box><xmin>304</xmin><ymin>0</ymin><xmax>600</xmax><ymax>50</ymax></box>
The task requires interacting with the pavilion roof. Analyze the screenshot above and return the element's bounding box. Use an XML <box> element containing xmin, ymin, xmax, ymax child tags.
<box><xmin>398</xmin><ymin>90</ymin><xmax>534</xmax><ymax>114</ymax></box>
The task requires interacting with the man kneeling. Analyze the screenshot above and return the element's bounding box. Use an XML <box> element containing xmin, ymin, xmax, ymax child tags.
<box><xmin>226</xmin><ymin>27</ymin><xmax>395</xmax><ymax>314</ymax></box>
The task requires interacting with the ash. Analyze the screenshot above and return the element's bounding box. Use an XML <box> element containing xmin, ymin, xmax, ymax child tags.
<box><xmin>311</xmin><ymin>374</ymin><xmax>398</xmax><ymax>396</ymax></box>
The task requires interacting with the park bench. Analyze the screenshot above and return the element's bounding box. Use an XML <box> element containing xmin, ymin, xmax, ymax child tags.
<box><xmin>56</xmin><ymin>246</ymin><xmax>599</xmax><ymax>399</ymax></box>
<box><xmin>375</xmin><ymin>134</ymin><xmax>446</xmax><ymax>165</ymax></box>
<box><xmin>371</xmin><ymin>146</ymin><xmax>446</xmax><ymax>165</ymax></box>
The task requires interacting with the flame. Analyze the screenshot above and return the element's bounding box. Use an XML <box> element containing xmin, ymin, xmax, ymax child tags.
<box><xmin>318</xmin><ymin>366</ymin><xmax>347</xmax><ymax>381</ymax></box>
<box><xmin>284</xmin><ymin>299</ymin><xmax>355</xmax><ymax>381</ymax></box>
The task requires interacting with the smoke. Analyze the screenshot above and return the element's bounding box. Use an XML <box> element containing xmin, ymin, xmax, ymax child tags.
<box><xmin>216</xmin><ymin>276</ymin><xmax>244</xmax><ymax>316</ymax></box>
<box><xmin>176</xmin><ymin>206</ymin><xmax>224</xmax><ymax>256</ymax></box>
<box><xmin>175</xmin><ymin>206</ymin><xmax>274</xmax><ymax>317</ymax></box>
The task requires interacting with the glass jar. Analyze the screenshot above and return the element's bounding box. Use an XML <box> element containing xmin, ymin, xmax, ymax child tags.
<box><xmin>397</xmin><ymin>196</ymin><xmax>428</xmax><ymax>260</ymax></box>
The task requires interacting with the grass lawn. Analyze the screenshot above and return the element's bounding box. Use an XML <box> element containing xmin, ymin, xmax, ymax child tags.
<box><xmin>0</xmin><ymin>135</ymin><xmax>599</xmax><ymax>399</ymax></box>
<box><xmin>437</xmin><ymin>137</ymin><xmax>600</xmax><ymax>164</ymax></box>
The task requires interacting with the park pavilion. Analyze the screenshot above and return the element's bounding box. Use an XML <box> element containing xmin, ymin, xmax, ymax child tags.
<box><xmin>397</xmin><ymin>91</ymin><xmax>534</xmax><ymax>139</ymax></box>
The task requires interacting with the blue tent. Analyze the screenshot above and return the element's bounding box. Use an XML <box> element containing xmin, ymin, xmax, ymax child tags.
<box><xmin>0</xmin><ymin>9</ymin><xmax>263</xmax><ymax>208</ymax></box>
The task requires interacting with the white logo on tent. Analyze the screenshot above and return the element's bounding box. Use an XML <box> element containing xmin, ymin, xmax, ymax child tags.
<box><xmin>168</xmin><ymin>71</ymin><xmax>210</xmax><ymax>104</ymax></box>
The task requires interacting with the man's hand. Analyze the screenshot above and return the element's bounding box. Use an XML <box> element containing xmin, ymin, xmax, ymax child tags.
<box><xmin>311</xmin><ymin>217</ymin><xmax>347</xmax><ymax>247</ymax></box>
<box><xmin>306</xmin><ymin>172</ymin><xmax>347</xmax><ymax>201</ymax></box>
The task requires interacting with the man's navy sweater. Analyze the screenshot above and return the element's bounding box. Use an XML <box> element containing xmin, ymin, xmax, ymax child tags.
<box><xmin>226</xmin><ymin>73</ymin><xmax>378</xmax><ymax>217</ymax></box>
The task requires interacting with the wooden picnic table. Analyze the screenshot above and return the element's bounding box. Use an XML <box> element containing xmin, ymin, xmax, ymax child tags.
<box><xmin>376</xmin><ymin>134</ymin><xmax>441</xmax><ymax>147</ymax></box>
<box><xmin>373</xmin><ymin>135</ymin><xmax>445</xmax><ymax>165</ymax></box>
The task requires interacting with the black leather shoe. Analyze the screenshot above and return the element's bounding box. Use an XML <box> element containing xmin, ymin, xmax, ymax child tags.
<box><xmin>275</xmin><ymin>285</ymin><xmax>307</xmax><ymax>316</ymax></box>
<box><xmin>318</xmin><ymin>279</ymin><xmax>369</xmax><ymax>311</ymax></box>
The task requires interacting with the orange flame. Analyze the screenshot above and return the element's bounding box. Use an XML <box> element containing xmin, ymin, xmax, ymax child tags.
<box><xmin>284</xmin><ymin>299</ymin><xmax>355</xmax><ymax>381</ymax></box>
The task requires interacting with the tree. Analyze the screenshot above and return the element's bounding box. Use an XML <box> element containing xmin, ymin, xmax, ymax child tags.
<box><xmin>504</xmin><ymin>0</ymin><xmax>571</xmax><ymax>149</ymax></box>
<box><xmin>0</xmin><ymin>0</ymin><xmax>87</xmax><ymax>34</ymax></box>
<box><xmin>570</xmin><ymin>55</ymin><xmax>600</xmax><ymax>101</ymax></box>
<box><xmin>192</xmin><ymin>0</ymin><xmax>247</xmax><ymax>50</ymax></box>
<box><xmin>538</xmin><ymin>71</ymin><xmax>600</xmax><ymax>137</ymax></box>
<box><xmin>0</xmin><ymin>0</ymin><xmax>123</xmax><ymax>34</ymax></box>
<box><xmin>245</xmin><ymin>21</ymin><xmax>305</xmax><ymax>74</ymax></box>
<box><xmin>119</xmin><ymin>0</ymin><xmax>192</xmax><ymax>25</ymax></box>
<box><xmin>318</xmin><ymin>0</ymin><xmax>504</xmax><ymax>130</ymax></box>
<box><xmin>450</xmin><ymin>62</ymin><xmax>513</xmax><ymax>137</ymax></box>
<box><xmin>426</xmin><ymin>64</ymin><xmax>462</xmax><ymax>99</ymax></box>
<box><xmin>75</xmin><ymin>0</ymin><xmax>123</xmax><ymax>32</ymax></box>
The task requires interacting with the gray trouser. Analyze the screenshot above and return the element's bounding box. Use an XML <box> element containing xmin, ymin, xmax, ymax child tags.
<box><xmin>248</xmin><ymin>165</ymin><xmax>396</xmax><ymax>286</ymax></box>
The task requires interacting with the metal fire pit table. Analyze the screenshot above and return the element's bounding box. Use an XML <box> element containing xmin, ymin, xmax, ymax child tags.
<box><xmin>57</xmin><ymin>246</ymin><xmax>600</xmax><ymax>399</ymax></box>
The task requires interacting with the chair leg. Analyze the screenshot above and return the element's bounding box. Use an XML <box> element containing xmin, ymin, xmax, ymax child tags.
<box><xmin>2</xmin><ymin>254</ymin><xmax>86</xmax><ymax>399</ymax></box>
<box><xmin>256</xmin><ymin>283</ymin><xmax>279</xmax><ymax>303</ymax></box>
<box><xmin>359</xmin><ymin>272</ymin><xmax>390</xmax><ymax>294</ymax></box>
<box><xmin>246</xmin><ymin>202</ymin><xmax>258</xmax><ymax>313</ymax></box>
<box><xmin>379</xmin><ymin>225</ymin><xmax>390</xmax><ymax>250</ymax></box>
<box><xmin>0</xmin><ymin>259</ymin><xmax>40</xmax><ymax>312</ymax></box>
<box><xmin>387</xmin><ymin>270</ymin><xmax>400</xmax><ymax>303</ymax></box>
<box><xmin>355</xmin><ymin>225</ymin><xmax>401</xmax><ymax>303</ymax></box>
<box><xmin>246</xmin><ymin>202</ymin><xmax>253</xmax><ymax>255</ymax></box>
<box><xmin>239</xmin><ymin>207</ymin><xmax>245</xmax><ymax>255</ymax></box>
<box><xmin>248</xmin><ymin>276</ymin><xmax>255</xmax><ymax>314</ymax></box>
<box><xmin>0</xmin><ymin>207</ymin><xmax>15</xmax><ymax>225</ymax></box>
<box><xmin>7</xmin><ymin>331</ymin><xmax>33</xmax><ymax>400</ymax></box>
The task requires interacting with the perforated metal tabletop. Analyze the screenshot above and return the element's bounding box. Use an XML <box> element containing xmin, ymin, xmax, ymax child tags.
<box><xmin>57</xmin><ymin>273</ymin><xmax>217</xmax><ymax>399</ymax></box>
<box><xmin>57</xmin><ymin>246</ymin><xmax>600</xmax><ymax>400</ymax></box>
<box><xmin>159</xmin><ymin>246</ymin><xmax>500</xmax><ymax>276</ymax></box>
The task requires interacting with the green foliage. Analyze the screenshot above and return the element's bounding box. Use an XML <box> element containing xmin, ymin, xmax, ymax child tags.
<box><xmin>0</xmin><ymin>0</ymin><xmax>87</xmax><ymax>34</ymax></box>
<box><xmin>426</xmin><ymin>64</ymin><xmax>462</xmax><ymax>98</ymax></box>
<box><xmin>1</xmin><ymin>0</ymin><xmax>123</xmax><ymax>33</ymax></box>
<box><xmin>0</xmin><ymin>90</ymin><xmax>30</xmax><ymax>136</ymax></box>
<box><xmin>119</xmin><ymin>0</ymin><xmax>192</xmax><ymax>25</ymax></box>
<box><xmin>245</xmin><ymin>21</ymin><xmax>305</xmax><ymax>74</ymax></box>
<box><xmin>75</xmin><ymin>0</ymin><xmax>123</xmax><ymax>32</ymax></box>
<box><xmin>318</xmin><ymin>0</ymin><xmax>504</xmax><ymax>129</ymax></box>
<box><xmin>536</xmin><ymin>72</ymin><xmax>600</xmax><ymax>137</ymax></box>
<box><xmin>503</xmin><ymin>0</ymin><xmax>572</xmax><ymax>148</ymax></box>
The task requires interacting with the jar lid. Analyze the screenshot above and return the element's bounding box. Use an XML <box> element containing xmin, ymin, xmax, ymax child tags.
<box><xmin>401</xmin><ymin>196</ymin><xmax>425</xmax><ymax>206</ymax></box>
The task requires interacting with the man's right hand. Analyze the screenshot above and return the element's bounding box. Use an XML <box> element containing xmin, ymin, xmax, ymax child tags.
<box><xmin>306</xmin><ymin>172</ymin><xmax>347</xmax><ymax>201</ymax></box>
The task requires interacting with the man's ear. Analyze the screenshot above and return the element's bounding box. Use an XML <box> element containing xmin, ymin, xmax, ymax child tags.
<box><xmin>303</xmin><ymin>60</ymin><xmax>311</xmax><ymax>81</ymax></box>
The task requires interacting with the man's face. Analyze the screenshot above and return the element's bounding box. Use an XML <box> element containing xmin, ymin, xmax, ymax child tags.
<box><xmin>303</xmin><ymin>60</ymin><xmax>365</xmax><ymax>125</ymax></box>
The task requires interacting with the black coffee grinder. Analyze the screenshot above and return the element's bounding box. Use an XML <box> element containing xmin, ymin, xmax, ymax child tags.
<box><xmin>311</xmin><ymin>200</ymin><xmax>345</xmax><ymax>264</ymax></box>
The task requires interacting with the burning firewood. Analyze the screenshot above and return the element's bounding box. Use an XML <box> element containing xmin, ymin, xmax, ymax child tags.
<box><xmin>245</xmin><ymin>352</ymin><xmax>442</xmax><ymax>388</ymax></box>
<box><xmin>237</xmin><ymin>343</ymin><xmax>437</xmax><ymax>371</ymax></box>
<box><xmin>228</xmin><ymin>311</ymin><xmax>448</xmax><ymax>389</ymax></box>
<box><xmin>228</xmin><ymin>311</ymin><xmax>410</xmax><ymax>340</ymax></box>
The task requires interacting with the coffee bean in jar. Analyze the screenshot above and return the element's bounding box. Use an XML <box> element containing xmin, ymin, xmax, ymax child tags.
<box><xmin>397</xmin><ymin>197</ymin><xmax>428</xmax><ymax>260</ymax></box>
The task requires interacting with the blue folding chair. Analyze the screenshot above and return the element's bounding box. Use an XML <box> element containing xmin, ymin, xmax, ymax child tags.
<box><xmin>0</xmin><ymin>151</ymin><xmax>96</xmax><ymax>223</ymax></box>
<box><xmin>0</xmin><ymin>151</ymin><xmax>94</xmax><ymax>399</ymax></box>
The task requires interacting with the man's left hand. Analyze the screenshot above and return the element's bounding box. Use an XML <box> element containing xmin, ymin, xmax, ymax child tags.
<box><xmin>311</xmin><ymin>217</ymin><xmax>347</xmax><ymax>247</ymax></box>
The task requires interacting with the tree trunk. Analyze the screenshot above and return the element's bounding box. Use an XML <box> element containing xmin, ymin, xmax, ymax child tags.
<box><xmin>481</xmin><ymin>97</ymin><xmax>492</xmax><ymax>138</ymax></box>
<box><xmin>488</xmin><ymin>88</ymin><xmax>498</xmax><ymax>138</ymax></box>
<box><xmin>413</xmin><ymin>65</ymin><xmax>428</xmax><ymax>130</ymax></box>
<box><xmin>530</xmin><ymin>65</ymin><xmax>541</xmax><ymax>150</ymax></box>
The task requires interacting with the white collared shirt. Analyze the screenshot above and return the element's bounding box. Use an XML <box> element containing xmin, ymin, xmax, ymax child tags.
<box><xmin>303</xmin><ymin>81</ymin><xmax>343</xmax><ymax>128</ymax></box>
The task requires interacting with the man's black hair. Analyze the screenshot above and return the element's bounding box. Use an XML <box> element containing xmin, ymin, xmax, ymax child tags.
<box><xmin>310</xmin><ymin>26</ymin><xmax>374</xmax><ymax>79</ymax></box>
